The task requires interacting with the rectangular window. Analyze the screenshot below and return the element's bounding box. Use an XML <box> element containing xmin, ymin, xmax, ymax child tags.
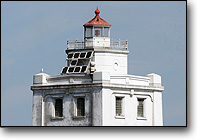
<box><xmin>104</xmin><ymin>27</ymin><xmax>109</xmax><ymax>37</ymax></box>
<box><xmin>94</xmin><ymin>27</ymin><xmax>102</xmax><ymax>37</ymax></box>
<box><xmin>55</xmin><ymin>99</ymin><xmax>63</xmax><ymax>117</ymax></box>
<box><xmin>116</xmin><ymin>97</ymin><xmax>123</xmax><ymax>116</ymax></box>
<box><xmin>137</xmin><ymin>98</ymin><xmax>144</xmax><ymax>117</ymax></box>
<box><xmin>76</xmin><ymin>97</ymin><xmax>85</xmax><ymax>116</ymax></box>
<box><xmin>86</xmin><ymin>28</ymin><xmax>92</xmax><ymax>37</ymax></box>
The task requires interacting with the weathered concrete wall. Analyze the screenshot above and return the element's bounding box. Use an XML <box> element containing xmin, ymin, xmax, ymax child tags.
<box><xmin>42</xmin><ymin>89</ymin><xmax>93</xmax><ymax>126</ymax></box>
<box><xmin>31</xmin><ymin>87</ymin><xmax>103</xmax><ymax>126</ymax></box>
<box><xmin>92</xmin><ymin>88</ymin><xmax>102</xmax><ymax>126</ymax></box>
<box><xmin>32</xmin><ymin>90</ymin><xmax>43</xmax><ymax>126</ymax></box>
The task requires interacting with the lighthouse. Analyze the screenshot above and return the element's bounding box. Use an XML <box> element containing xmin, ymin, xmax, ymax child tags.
<box><xmin>31</xmin><ymin>8</ymin><xmax>164</xmax><ymax>126</ymax></box>
<box><xmin>84</xmin><ymin>8</ymin><xmax>111</xmax><ymax>48</ymax></box>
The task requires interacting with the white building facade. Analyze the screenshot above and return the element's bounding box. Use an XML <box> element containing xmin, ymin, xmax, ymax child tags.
<box><xmin>31</xmin><ymin>9</ymin><xmax>164</xmax><ymax>126</ymax></box>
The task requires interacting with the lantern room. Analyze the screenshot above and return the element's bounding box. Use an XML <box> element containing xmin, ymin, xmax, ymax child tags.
<box><xmin>83</xmin><ymin>8</ymin><xmax>111</xmax><ymax>48</ymax></box>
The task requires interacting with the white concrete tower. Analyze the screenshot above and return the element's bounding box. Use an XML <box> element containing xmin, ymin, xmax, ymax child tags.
<box><xmin>31</xmin><ymin>8</ymin><xmax>164</xmax><ymax>126</ymax></box>
<box><xmin>83</xmin><ymin>8</ymin><xmax>128</xmax><ymax>75</ymax></box>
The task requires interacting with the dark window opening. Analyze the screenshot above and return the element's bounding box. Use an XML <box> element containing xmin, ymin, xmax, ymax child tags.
<box><xmin>55</xmin><ymin>99</ymin><xmax>63</xmax><ymax>117</ymax></box>
<box><xmin>77</xmin><ymin>98</ymin><xmax>85</xmax><ymax>116</ymax></box>
<box><xmin>116</xmin><ymin>97</ymin><xmax>123</xmax><ymax>116</ymax></box>
<box><xmin>137</xmin><ymin>98</ymin><xmax>144</xmax><ymax>117</ymax></box>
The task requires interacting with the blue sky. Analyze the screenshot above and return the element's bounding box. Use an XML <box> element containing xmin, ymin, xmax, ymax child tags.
<box><xmin>1</xmin><ymin>1</ymin><xmax>186</xmax><ymax>126</ymax></box>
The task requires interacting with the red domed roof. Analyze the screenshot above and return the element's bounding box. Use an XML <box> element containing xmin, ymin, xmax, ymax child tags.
<box><xmin>84</xmin><ymin>8</ymin><xmax>111</xmax><ymax>26</ymax></box>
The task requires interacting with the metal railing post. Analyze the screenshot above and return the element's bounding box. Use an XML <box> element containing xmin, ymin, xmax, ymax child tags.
<box><xmin>126</xmin><ymin>40</ymin><xmax>128</xmax><ymax>49</ymax></box>
<box><xmin>67</xmin><ymin>40</ymin><xmax>69</xmax><ymax>50</ymax></box>
<box><xmin>119</xmin><ymin>39</ymin><xmax>120</xmax><ymax>49</ymax></box>
<box><xmin>75</xmin><ymin>40</ymin><xmax>77</xmax><ymax>49</ymax></box>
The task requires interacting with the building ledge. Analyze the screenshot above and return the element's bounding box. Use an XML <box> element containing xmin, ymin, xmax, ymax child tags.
<box><xmin>51</xmin><ymin>117</ymin><xmax>64</xmax><ymax>120</ymax></box>
<box><xmin>93</xmin><ymin>47</ymin><xmax>129</xmax><ymax>54</ymax></box>
<box><xmin>31</xmin><ymin>82</ymin><xmax>164</xmax><ymax>91</ymax></box>
<box><xmin>72</xmin><ymin>116</ymin><xmax>86</xmax><ymax>119</ymax></box>
<box><xmin>115</xmin><ymin>116</ymin><xmax>125</xmax><ymax>119</ymax></box>
<box><xmin>136</xmin><ymin>117</ymin><xmax>147</xmax><ymax>120</ymax></box>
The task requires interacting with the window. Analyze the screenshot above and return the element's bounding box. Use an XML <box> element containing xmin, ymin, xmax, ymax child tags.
<box><xmin>116</xmin><ymin>97</ymin><xmax>123</xmax><ymax>116</ymax></box>
<box><xmin>85</xmin><ymin>27</ymin><xmax>110</xmax><ymax>37</ymax></box>
<box><xmin>94</xmin><ymin>27</ymin><xmax>102</xmax><ymax>37</ymax></box>
<box><xmin>55</xmin><ymin>99</ymin><xmax>63</xmax><ymax>117</ymax></box>
<box><xmin>86</xmin><ymin>28</ymin><xmax>92</xmax><ymax>37</ymax></box>
<box><xmin>104</xmin><ymin>27</ymin><xmax>109</xmax><ymax>37</ymax></box>
<box><xmin>76</xmin><ymin>97</ymin><xmax>85</xmax><ymax>116</ymax></box>
<box><xmin>137</xmin><ymin>98</ymin><xmax>144</xmax><ymax>117</ymax></box>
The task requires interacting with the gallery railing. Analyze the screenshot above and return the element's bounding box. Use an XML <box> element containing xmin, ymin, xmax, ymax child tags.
<box><xmin>67</xmin><ymin>39</ymin><xmax>128</xmax><ymax>50</ymax></box>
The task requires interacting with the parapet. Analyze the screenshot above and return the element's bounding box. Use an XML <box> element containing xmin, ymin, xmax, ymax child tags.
<box><xmin>146</xmin><ymin>73</ymin><xmax>162</xmax><ymax>87</ymax></box>
<box><xmin>33</xmin><ymin>72</ymin><xmax>50</xmax><ymax>85</ymax></box>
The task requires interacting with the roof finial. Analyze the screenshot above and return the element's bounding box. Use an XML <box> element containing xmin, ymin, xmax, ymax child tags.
<box><xmin>41</xmin><ymin>68</ymin><xmax>43</xmax><ymax>73</ymax></box>
<box><xmin>95</xmin><ymin>7</ymin><xmax>100</xmax><ymax>15</ymax></box>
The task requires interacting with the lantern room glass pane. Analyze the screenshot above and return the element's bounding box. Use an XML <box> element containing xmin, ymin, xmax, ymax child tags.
<box><xmin>86</xmin><ymin>28</ymin><xmax>92</xmax><ymax>37</ymax></box>
<box><xmin>104</xmin><ymin>27</ymin><xmax>109</xmax><ymax>37</ymax></box>
<box><xmin>94</xmin><ymin>27</ymin><xmax>102</xmax><ymax>37</ymax></box>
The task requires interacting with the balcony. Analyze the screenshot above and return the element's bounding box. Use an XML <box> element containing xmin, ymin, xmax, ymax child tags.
<box><xmin>66</xmin><ymin>39</ymin><xmax>128</xmax><ymax>50</ymax></box>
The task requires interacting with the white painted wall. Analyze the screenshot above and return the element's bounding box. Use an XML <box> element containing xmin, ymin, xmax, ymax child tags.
<box><xmin>32</xmin><ymin>43</ymin><xmax>164</xmax><ymax>126</ymax></box>
<box><xmin>134</xmin><ymin>92</ymin><xmax>153</xmax><ymax>126</ymax></box>
<box><xmin>33</xmin><ymin>72</ymin><xmax>50</xmax><ymax>85</ymax></box>
<box><xmin>153</xmin><ymin>91</ymin><xmax>163</xmax><ymax>126</ymax></box>
<box><xmin>85</xmin><ymin>37</ymin><xmax>110</xmax><ymax>48</ymax></box>
<box><xmin>110</xmin><ymin>75</ymin><xmax>150</xmax><ymax>86</ymax></box>
<box><xmin>101</xmin><ymin>88</ymin><xmax>153</xmax><ymax>126</ymax></box>
<box><xmin>94</xmin><ymin>51</ymin><xmax>128</xmax><ymax>75</ymax></box>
